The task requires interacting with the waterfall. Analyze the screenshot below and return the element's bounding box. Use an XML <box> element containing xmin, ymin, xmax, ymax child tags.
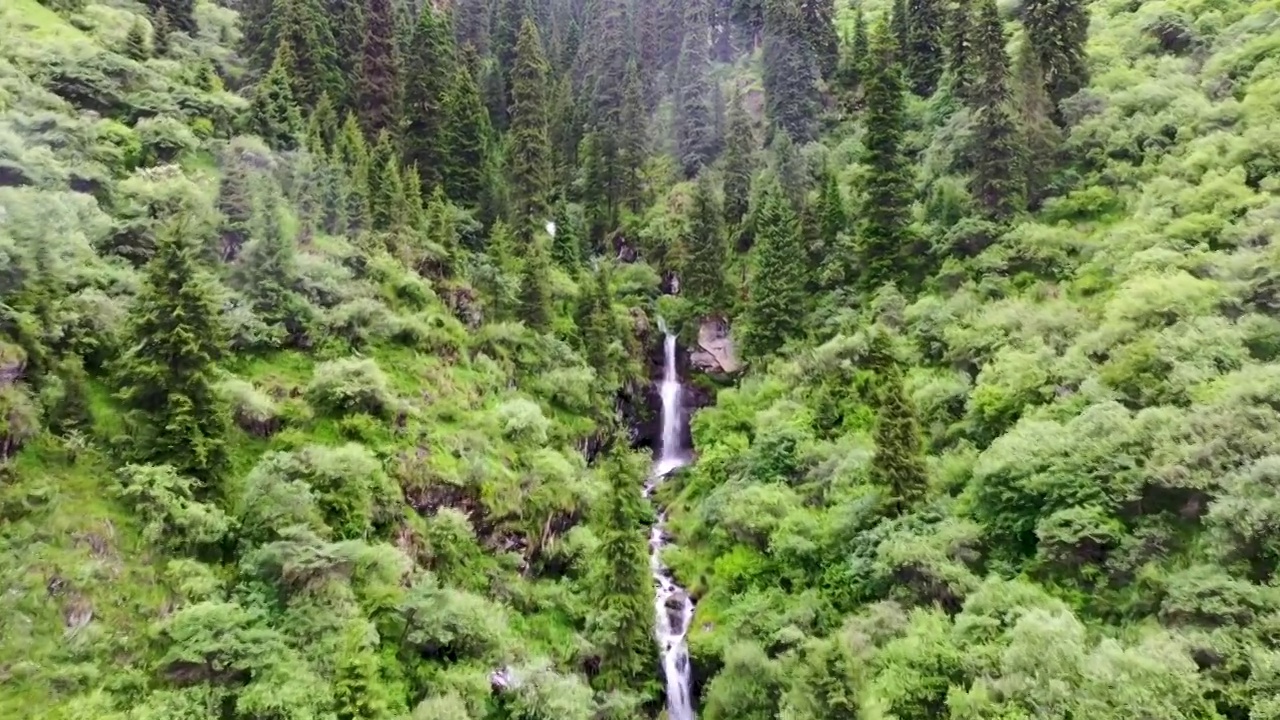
<box><xmin>645</xmin><ymin>320</ymin><xmax>696</xmax><ymax>720</ymax></box>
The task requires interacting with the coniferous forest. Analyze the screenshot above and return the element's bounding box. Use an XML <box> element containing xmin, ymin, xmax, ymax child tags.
<box><xmin>3</xmin><ymin>0</ymin><xmax>1280</xmax><ymax>717</ymax></box>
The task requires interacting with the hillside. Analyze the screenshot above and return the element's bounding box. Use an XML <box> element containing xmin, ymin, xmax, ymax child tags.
<box><xmin>3</xmin><ymin>0</ymin><xmax>1280</xmax><ymax>718</ymax></box>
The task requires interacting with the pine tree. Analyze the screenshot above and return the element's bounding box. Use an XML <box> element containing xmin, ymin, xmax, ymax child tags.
<box><xmin>890</xmin><ymin>0</ymin><xmax>909</xmax><ymax>53</ymax></box>
<box><xmin>801</xmin><ymin>0</ymin><xmax>839</xmax><ymax>80</ymax></box>
<box><xmin>579</xmin><ymin>263</ymin><xmax>619</xmax><ymax>395</ymax></box>
<box><xmin>813</xmin><ymin>167</ymin><xmax>853</xmax><ymax>290</ymax></box>
<box><xmin>683</xmin><ymin>172</ymin><xmax>729</xmax><ymax>317</ymax></box>
<box><xmin>266</xmin><ymin>0</ymin><xmax>343</xmax><ymax>109</ymax></box>
<box><xmin>834</xmin><ymin>7</ymin><xmax>868</xmax><ymax>103</ymax></box>
<box><xmin>1013</xmin><ymin>34</ymin><xmax>1061</xmax><ymax>209</ymax></box>
<box><xmin>248</xmin><ymin>41</ymin><xmax>305</xmax><ymax>151</ymax></box>
<box><xmin>969</xmin><ymin>0</ymin><xmax>1023</xmax><ymax>220</ymax></box>
<box><xmin>357</xmin><ymin>0</ymin><xmax>400</xmax><ymax>140</ymax></box>
<box><xmin>588</xmin><ymin>448</ymin><xmax>656</xmax><ymax>692</ymax></box>
<box><xmin>763</xmin><ymin>0</ymin><xmax>820</xmax><ymax>142</ymax></box>
<box><xmin>306</xmin><ymin>92</ymin><xmax>339</xmax><ymax>152</ymax></box>
<box><xmin>905</xmin><ymin>0</ymin><xmax>945</xmax><ymax>97</ymax></box>
<box><xmin>423</xmin><ymin>187</ymin><xmax>460</xmax><ymax>278</ymax></box>
<box><xmin>1023</xmin><ymin>0</ymin><xmax>1090</xmax><ymax>123</ymax></box>
<box><xmin>869</xmin><ymin>341</ymin><xmax>927</xmax><ymax>515</ymax></box>
<box><xmin>324</xmin><ymin>0</ymin><xmax>365</xmax><ymax>113</ymax></box>
<box><xmin>153</xmin><ymin>6</ymin><xmax>172</xmax><ymax>56</ymax></box>
<box><xmin>674</xmin><ymin>0</ymin><xmax>717</xmax><ymax>178</ymax></box>
<box><xmin>617</xmin><ymin>61</ymin><xmax>648</xmax><ymax>214</ymax></box>
<box><xmin>492</xmin><ymin>0</ymin><xmax>530</xmax><ymax>114</ymax></box>
<box><xmin>235</xmin><ymin>183</ymin><xmax>312</xmax><ymax>346</ymax></box>
<box><xmin>509</xmin><ymin>17</ymin><xmax>553</xmax><ymax>239</ymax></box>
<box><xmin>125</xmin><ymin>18</ymin><xmax>151</xmax><ymax>61</ymax></box>
<box><xmin>368</xmin><ymin>132</ymin><xmax>406</xmax><ymax>233</ymax></box>
<box><xmin>334</xmin><ymin>112</ymin><xmax>372</xmax><ymax>235</ymax></box>
<box><xmin>404</xmin><ymin>6</ymin><xmax>457</xmax><ymax>193</ymax></box>
<box><xmin>216</xmin><ymin>153</ymin><xmax>255</xmax><ymax>261</ymax></box>
<box><xmin>518</xmin><ymin>236</ymin><xmax>553</xmax><ymax>332</ymax></box>
<box><xmin>441</xmin><ymin>50</ymin><xmax>492</xmax><ymax>206</ymax></box>
<box><xmin>117</xmin><ymin>221</ymin><xmax>229</xmax><ymax>487</ymax></box>
<box><xmin>549</xmin><ymin>200</ymin><xmax>585</xmax><ymax>271</ymax></box>
<box><xmin>740</xmin><ymin>174</ymin><xmax>807</xmax><ymax>360</ymax></box>
<box><xmin>947</xmin><ymin>0</ymin><xmax>976</xmax><ymax>102</ymax></box>
<box><xmin>859</xmin><ymin>21</ymin><xmax>915</xmax><ymax>292</ymax></box>
<box><xmin>772</xmin><ymin>129</ymin><xmax>808</xmax><ymax>211</ymax></box>
<box><xmin>722</xmin><ymin>89</ymin><xmax>755</xmax><ymax>228</ymax></box>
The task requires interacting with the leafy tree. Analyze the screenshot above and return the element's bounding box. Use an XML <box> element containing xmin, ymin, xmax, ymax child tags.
<box><xmin>509</xmin><ymin>17</ymin><xmax>553</xmax><ymax>239</ymax></box>
<box><xmin>1023</xmin><ymin>0</ymin><xmax>1090</xmax><ymax>122</ymax></box>
<box><xmin>117</xmin><ymin>221</ymin><xmax>228</xmax><ymax>487</ymax></box>
<box><xmin>968</xmin><ymin>0</ymin><xmax>1024</xmax><ymax>220</ymax></box>
<box><xmin>357</xmin><ymin>0</ymin><xmax>400</xmax><ymax>140</ymax></box>
<box><xmin>904</xmin><ymin>0</ymin><xmax>945</xmax><ymax>97</ymax></box>
<box><xmin>740</xmin><ymin>174</ymin><xmax>807</xmax><ymax>360</ymax></box>
<box><xmin>722</xmin><ymin>89</ymin><xmax>756</xmax><ymax>227</ymax></box>
<box><xmin>858</xmin><ymin>20</ymin><xmax>915</xmax><ymax>292</ymax></box>
<box><xmin>248</xmin><ymin>41</ymin><xmax>304</xmax><ymax>150</ymax></box>
<box><xmin>675</xmin><ymin>0</ymin><xmax>718</xmax><ymax>178</ymax></box>
<box><xmin>781</xmin><ymin>637</ymin><xmax>860</xmax><ymax>720</ymax></box>
<box><xmin>405</xmin><ymin>6</ymin><xmax>457</xmax><ymax>193</ymax></box>
<box><xmin>683</xmin><ymin>171</ymin><xmax>730</xmax><ymax>317</ymax></box>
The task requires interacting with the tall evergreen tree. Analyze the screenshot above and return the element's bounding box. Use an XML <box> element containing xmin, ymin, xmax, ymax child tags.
<box><xmin>835</xmin><ymin>6</ymin><xmax>869</xmax><ymax>102</ymax></box>
<box><xmin>858</xmin><ymin>21</ymin><xmax>915</xmax><ymax>292</ymax></box>
<box><xmin>617</xmin><ymin>61</ymin><xmax>648</xmax><ymax>214</ymax></box>
<box><xmin>674</xmin><ymin>0</ymin><xmax>717</xmax><ymax>178</ymax></box>
<box><xmin>216</xmin><ymin>153</ymin><xmax>255</xmax><ymax>261</ymax></box>
<box><xmin>493</xmin><ymin>0</ymin><xmax>531</xmax><ymax>114</ymax></box>
<box><xmin>772</xmin><ymin>129</ymin><xmax>808</xmax><ymax>211</ymax></box>
<box><xmin>588</xmin><ymin>448</ymin><xmax>656</xmax><ymax>693</ymax></box>
<box><xmin>904</xmin><ymin>0</ymin><xmax>945</xmax><ymax>97</ymax></box>
<box><xmin>248</xmin><ymin>41</ymin><xmax>305</xmax><ymax>151</ymax></box>
<box><xmin>117</xmin><ymin>221</ymin><xmax>229</xmax><ymax>487</ymax></box>
<box><xmin>762</xmin><ymin>0</ymin><xmax>819</xmax><ymax>142</ymax></box>
<box><xmin>125</xmin><ymin>18</ymin><xmax>150</xmax><ymax>61</ymax></box>
<box><xmin>441</xmin><ymin>50</ymin><xmax>492</xmax><ymax>206</ymax></box>
<box><xmin>454</xmin><ymin>0</ymin><xmax>492</xmax><ymax>55</ymax></box>
<box><xmin>357</xmin><ymin>0</ymin><xmax>400</xmax><ymax>140</ymax></box>
<box><xmin>740</xmin><ymin>174</ymin><xmax>808</xmax><ymax>360</ymax></box>
<box><xmin>869</xmin><ymin>343</ymin><xmax>928</xmax><ymax>515</ymax></box>
<box><xmin>813</xmin><ymin>167</ymin><xmax>853</xmax><ymax>291</ymax></box>
<box><xmin>306</xmin><ymin>92</ymin><xmax>339</xmax><ymax>152</ymax></box>
<box><xmin>890</xmin><ymin>0</ymin><xmax>909</xmax><ymax>53</ymax></box>
<box><xmin>947</xmin><ymin>0</ymin><xmax>976</xmax><ymax>102</ymax></box>
<box><xmin>334</xmin><ymin>112</ymin><xmax>372</xmax><ymax>235</ymax></box>
<box><xmin>234</xmin><ymin>182</ymin><xmax>311</xmax><ymax>346</ymax></box>
<box><xmin>683</xmin><ymin>172</ymin><xmax>730</xmax><ymax>317</ymax></box>
<box><xmin>323</xmin><ymin>0</ymin><xmax>365</xmax><ymax>113</ymax></box>
<box><xmin>152</xmin><ymin>6</ymin><xmax>172</xmax><ymax>56</ymax></box>
<box><xmin>579</xmin><ymin>263</ymin><xmax>620</xmax><ymax>396</ymax></box>
<box><xmin>800</xmin><ymin>0</ymin><xmax>839</xmax><ymax>80</ymax></box>
<box><xmin>509</xmin><ymin>18</ymin><xmax>553</xmax><ymax>239</ymax></box>
<box><xmin>368</xmin><ymin>132</ymin><xmax>406</xmax><ymax>233</ymax></box>
<box><xmin>721</xmin><ymin>89</ymin><xmax>755</xmax><ymax>228</ymax></box>
<box><xmin>147</xmin><ymin>0</ymin><xmax>195</xmax><ymax>36</ymax></box>
<box><xmin>969</xmin><ymin>0</ymin><xmax>1024</xmax><ymax>220</ymax></box>
<box><xmin>405</xmin><ymin>6</ymin><xmax>457</xmax><ymax>193</ymax></box>
<box><xmin>1012</xmin><ymin>34</ymin><xmax>1061</xmax><ymax>209</ymax></box>
<box><xmin>1023</xmin><ymin>0</ymin><xmax>1090</xmax><ymax>122</ymax></box>
<box><xmin>266</xmin><ymin>0</ymin><xmax>343</xmax><ymax>109</ymax></box>
<box><xmin>518</xmin><ymin>236</ymin><xmax>553</xmax><ymax>332</ymax></box>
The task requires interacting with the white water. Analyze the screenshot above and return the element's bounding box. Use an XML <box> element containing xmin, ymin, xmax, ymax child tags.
<box><xmin>645</xmin><ymin>321</ymin><xmax>695</xmax><ymax>720</ymax></box>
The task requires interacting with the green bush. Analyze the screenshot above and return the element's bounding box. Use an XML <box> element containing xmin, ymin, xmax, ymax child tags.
<box><xmin>306</xmin><ymin>357</ymin><xmax>395</xmax><ymax>418</ymax></box>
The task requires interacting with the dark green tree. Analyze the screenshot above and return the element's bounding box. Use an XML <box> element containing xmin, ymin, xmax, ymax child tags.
<box><xmin>588</xmin><ymin>448</ymin><xmax>656</xmax><ymax>692</ymax></box>
<box><xmin>125</xmin><ymin>18</ymin><xmax>150</xmax><ymax>61</ymax></box>
<box><xmin>334</xmin><ymin>112</ymin><xmax>372</xmax><ymax>234</ymax></box>
<box><xmin>578</xmin><ymin>263</ymin><xmax>619</xmax><ymax>397</ymax></box>
<box><xmin>1013</xmin><ymin>34</ymin><xmax>1061</xmax><ymax>209</ymax></box>
<box><xmin>215</xmin><ymin>153</ymin><xmax>255</xmax><ymax>261</ymax></box>
<box><xmin>441</xmin><ymin>52</ymin><xmax>491</xmax><ymax>206</ymax></box>
<box><xmin>740</xmin><ymin>174</ymin><xmax>807</xmax><ymax>360</ymax></box>
<box><xmin>869</xmin><ymin>341</ymin><xmax>927</xmax><ymax>515</ymax></box>
<box><xmin>235</xmin><ymin>183</ymin><xmax>312</xmax><ymax>346</ymax></box>
<box><xmin>683</xmin><ymin>172</ymin><xmax>729</xmax><ymax>317</ymax></box>
<box><xmin>784</xmin><ymin>638</ymin><xmax>860</xmax><ymax>720</ymax></box>
<box><xmin>762</xmin><ymin>0</ymin><xmax>819</xmax><ymax>142</ymax></box>
<box><xmin>323</xmin><ymin>0</ymin><xmax>365</xmax><ymax>112</ymax></box>
<box><xmin>48</xmin><ymin>356</ymin><xmax>92</xmax><ymax>436</ymax></box>
<box><xmin>722</xmin><ymin>89</ymin><xmax>755</xmax><ymax>227</ymax></box>
<box><xmin>674</xmin><ymin>0</ymin><xmax>717</xmax><ymax>178</ymax></box>
<box><xmin>509</xmin><ymin>17</ymin><xmax>553</xmax><ymax>239</ymax></box>
<box><xmin>517</xmin><ymin>236</ymin><xmax>553</xmax><ymax>332</ymax></box>
<box><xmin>890</xmin><ymin>0</ymin><xmax>909</xmax><ymax>52</ymax></box>
<box><xmin>813</xmin><ymin>167</ymin><xmax>853</xmax><ymax>290</ymax></box>
<box><xmin>969</xmin><ymin>0</ymin><xmax>1024</xmax><ymax>220</ymax></box>
<box><xmin>1023</xmin><ymin>0</ymin><xmax>1090</xmax><ymax>122</ymax></box>
<box><xmin>834</xmin><ymin>6</ymin><xmax>869</xmax><ymax>103</ymax></box>
<box><xmin>368</xmin><ymin>132</ymin><xmax>407</xmax><ymax>233</ymax></box>
<box><xmin>152</xmin><ymin>6</ymin><xmax>172</xmax><ymax>55</ymax></box>
<box><xmin>117</xmin><ymin>221</ymin><xmax>229</xmax><ymax>487</ymax></box>
<box><xmin>905</xmin><ymin>0</ymin><xmax>945</xmax><ymax>97</ymax></box>
<box><xmin>357</xmin><ymin>0</ymin><xmax>400</xmax><ymax>140</ymax></box>
<box><xmin>858</xmin><ymin>21</ymin><xmax>915</xmax><ymax>292</ymax></box>
<box><xmin>404</xmin><ymin>6</ymin><xmax>457</xmax><ymax>193</ymax></box>
<box><xmin>617</xmin><ymin>60</ymin><xmax>648</xmax><ymax>214</ymax></box>
<box><xmin>947</xmin><ymin>0</ymin><xmax>976</xmax><ymax>102</ymax></box>
<box><xmin>801</xmin><ymin>0</ymin><xmax>840</xmax><ymax>80</ymax></box>
<box><xmin>147</xmin><ymin>0</ymin><xmax>195</xmax><ymax>36</ymax></box>
<box><xmin>454</xmin><ymin>0</ymin><xmax>491</xmax><ymax>54</ymax></box>
<box><xmin>248</xmin><ymin>41</ymin><xmax>305</xmax><ymax>150</ymax></box>
<box><xmin>305</xmin><ymin>92</ymin><xmax>339</xmax><ymax>152</ymax></box>
<box><xmin>772</xmin><ymin>129</ymin><xmax>808</xmax><ymax>211</ymax></box>
<box><xmin>266</xmin><ymin>0</ymin><xmax>343</xmax><ymax>109</ymax></box>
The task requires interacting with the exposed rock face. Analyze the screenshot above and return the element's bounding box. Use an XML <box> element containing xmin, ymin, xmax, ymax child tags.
<box><xmin>689</xmin><ymin>318</ymin><xmax>741</xmax><ymax>377</ymax></box>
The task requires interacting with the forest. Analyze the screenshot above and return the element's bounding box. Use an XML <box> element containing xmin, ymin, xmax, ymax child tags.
<box><xmin>2</xmin><ymin>0</ymin><xmax>1280</xmax><ymax>717</ymax></box>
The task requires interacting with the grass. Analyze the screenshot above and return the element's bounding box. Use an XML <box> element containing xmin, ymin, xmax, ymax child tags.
<box><xmin>0</xmin><ymin>0</ymin><xmax>94</xmax><ymax>49</ymax></box>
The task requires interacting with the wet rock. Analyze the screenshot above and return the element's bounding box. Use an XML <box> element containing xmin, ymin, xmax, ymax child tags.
<box><xmin>689</xmin><ymin>317</ymin><xmax>741</xmax><ymax>377</ymax></box>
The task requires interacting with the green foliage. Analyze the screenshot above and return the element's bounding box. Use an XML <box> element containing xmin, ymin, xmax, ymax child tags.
<box><xmin>682</xmin><ymin>171</ymin><xmax>730</xmax><ymax>317</ymax></box>
<box><xmin>509</xmin><ymin>17</ymin><xmax>552</xmax><ymax>239</ymax></box>
<box><xmin>740</xmin><ymin>174</ymin><xmax>807</xmax><ymax>360</ymax></box>
<box><xmin>305</xmin><ymin>357</ymin><xmax>395</xmax><ymax>418</ymax></box>
<box><xmin>356</xmin><ymin>0</ymin><xmax>399</xmax><ymax>140</ymax></box>
<box><xmin>248</xmin><ymin>41</ymin><xmax>304</xmax><ymax>150</ymax></box>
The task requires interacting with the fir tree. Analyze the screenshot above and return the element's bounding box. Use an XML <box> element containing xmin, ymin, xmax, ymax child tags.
<box><xmin>147</xmin><ymin>0</ymin><xmax>195</xmax><ymax>36</ymax></box>
<box><xmin>549</xmin><ymin>199</ymin><xmax>586</xmax><ymax>271</ymax></box>
<box><xmin>740</xmin><ymin>174</ymin><xmax>807</xmax><ymax>360</ymax></box>
<box><xmin>48</xmin><ymin>356</ymin><xmax>92</xmax><ymax>436</ymax></box>
<box><xmin>454</xmin><ymin>0</ymin><xmax>492</xmax><ymax>55</ymax></box>
<box><xmin>859</xmin><ymin>21</ymin><xmax>915</xmax><ymax>292</ymax></box>
<box><xmin>235</xmin><ymin>183</ymin><xmax>312</xmax><ymax>346</ymax></box>
<box><xmin>1023</xmin><ymin>0</ymin><xmax>1090</xmax><ymax>122</ymax></box>
<box><xmin>890</xmin><ymin>0</ymin><xmax>909</xmax><ymax>53</ymax></box>
<box><xmin>1013</xmin><ymin>34</ymin><xmax>1061</xmax><ymax>209</ymax></box>
<box><xmin>588</xmin><ymin>448</ymin><xmax>656</xmax><ymax>692</ymax></box>
<box><xmin>947</xmin><ymin>0</ymin><xmax>976</xmax><ymax>102</ymax></box>
<box><xmin>423</xmin><ymin>187</ymin><xmax>460</xmax><ymax>278</ymax></box>
<box><xmin>518</xmin><ymin>235</ymin><xmax>553</xmax><ymax>332</ymax></box>
<box><xmin>357</xmin><ymin>0</ymin><xmax>400</xmax><ymax>140</ymax></box>
<box><xmin>404</xmin><ymin>6</ymin><xmax>457</xmax><ymax>193</ymax></box>
<box><xmin>305</xmin><ymin>92</ymin><xmax>339</xmax><ymax>152</ymax></box>
<box><xmin>117</xmin><ymin>221</ymin><xmax>229</xmax><ymax>487</ymax></box>
<box><xmin>579</xmin><ymin>263</ymin><xmax>619</xmax><ymax>395</ymax></box>
<box><xmin>324</xmin><ymin>0</ymin><xmax>365</xmax><ymax>113</ymax></box>
<box><xmin>722</xmin><ymin>89</ymin><xmax>755</xmax><ymax>228</ymax></box>
<box><xmin>835</xmin><ymin>7</ymin><xmax>869</xmax><ymax>102</ymax></box>
<box><xmin>441</xmin><ymin>49</ymin><xmax>492</xmax><ymax>206</ymax></box>
<box><xmin>266</xmin><ymin>0</ymin><xmax>343</xmax><ymax>109</ymax></box>
<box><xmin>905</xmin><ymin>0</ymin><xmax>945</xmax><ymax>97</ymax></box>
<box><xmin>674</xmin><ymin>0</ymin><xmax>717</xmax><ymax>178</ymax></box>
<box><xmin>153</xmin><ymin>6</ymin><xmax>172</xmax><ymax>56</ymax></box>
<box><xmin>216</xmin><ymin>153</ymin><xmax>255</xmax><ymax>261</ymax></box>
<box><xmin>509</xmin><ymin>18</ymin><xmax>553</xmax><ymax>239</ymax></box>
<box><xmin>763</xmin><ymin>0</ymin><xmax>820</xmax><ymax>142</ymax></box>
<box><xmin>772</xmin><ymin>129</ymin><xmax>808</xmax><ymax>211</ymax></box>
<box><xmin>368</xmin><ymin>132</ymin><xmax>406</xmax><ymax>233</ymax></box>
<box><xmin>617</xmin><ymin>61</ymin><xmax>648</xmax><ymax>214</ymax></box>
<box><xmin>813</xmin><ymin>167</ymin><xmax>853</xmax><ymax>290</ymax></box>
<box><xmin>869</xmin><ymin>343</ymin><xmax>927</xmax><ymax>515</ymax></box>
<box><xmin>801</xmin><ymin>0</ymin><xmax>840</xmax><ymax>80</ymax></box>
<box><xmin>334</xmin><ymin>112</ymin><xmax>372</xmax><ymax>235</ymax></box>
<box><xmin>125</xmin><ymin>18</ymin><xmax>151</xmax><ymax>61</ymax></box>
<box><xmin>969</xmin><ymin>0</ymin><xmax>1024</xmax><ymax>220</ymax></box>
<box><xmin>492</xmin><ymin>0</ymin><xmax>530</xmax><ymax>114</ymax></box>
<box><xmin>248</xmin><ymin>42</ymin><xmax>305</xmax><ymax>151</ymax></box>
<box><xmin>683</xmin><ymin>171</ymin><xmax>729</xmax><ymax>317</ymax></box>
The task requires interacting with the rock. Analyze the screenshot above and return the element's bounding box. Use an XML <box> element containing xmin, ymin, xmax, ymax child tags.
<box><xmin>689</xmin><ymin>318</ymin><xmax>741</xmax><ymax>376</ymax></box>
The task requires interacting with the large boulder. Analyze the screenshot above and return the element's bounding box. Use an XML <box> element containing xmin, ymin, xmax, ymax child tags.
<box><xmin>689</xmin><ymin>318</ymin><xmax>741</xmax><ymax>378</ymax></box>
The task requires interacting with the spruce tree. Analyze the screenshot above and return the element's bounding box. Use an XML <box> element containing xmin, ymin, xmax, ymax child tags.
<box><xmin>772</xmin><ymin>129</ymin><xmax>808</xmax><ymax>211</ymax></box>
<box><xmin>216</xmin><ymin>154</ymin><xmax>255</xmax><ymax>261</ymax></box>
<box><xmin>683</xmin><ymin>171</ymin><xmax>729</xmax><ymax>317</ymax></box>
<box><xmin>813</xmin><ymin>167</ymin><xmax>853</xmax><ymax>291</ymax></box>
<box><xmin>869</xmin><ymin>343</ymin><xmax>927</xmax><ymax>515</ymax></box>
<box><xmin>266</xmin><ymin>0</ymin><xmax>343</xmax><ymax>109</ymax></box>
<box><xmin>423</xmin><ymin>187</ymin><xmax>460</xmax><ymax>278</ymax></box>
<box><xmin>905</xmin><ymin>0</ymin><xmax>945</xmax><ymax>97</ymax></box>
<box><xmin>441</xmin><ymin>50</ymin><xmax>491</xmax><ymax>206</ymax></box>
<box><xmin>117</xmin><ymin>221</ymin><xmax>229</xmax><ymax>487</ymax></box>
<box><xmin>334</xmin><ymin>112</ymin><xmax>372</xmax><ymax>235</ymax></box>
<box><xmin>248</xmin><ymin>42</ymin><xmax>305</xmax><ymax>151</ymax></box>
<box><xmin>324</xmin><ymin>0</ymin><xmax>365</xmax><ymax>113</ymax></box>
<box><xmin>617</xmin><ymin>61</ymin><xmax>648</xmax><ymax>214</ymax></box>
<box><xmin>517</xmin><ymin>236</ymin><xmax>553</xmax><ymax>332</ymax></box>
<box><xmin>722</xmin><ymin>89</ymin><xmax>755</xmax><ymax>228</ymax></box>
<box><xmin>801</xmin><ymin>0</ymin><xmax>840</xmax><ymax>80</ymax></box>
<box><xmin>235</xmin><ymin>183</ymin><xmax>311</xmax><ymax>346</ymax></box>
<box><xmin>674</xmin><ymin>0</ymin><xmax>717</xmax><ymax>178</ymax></box>
<box><xmin>368</xmin><ymin>132</ymin><xmax>406</xmax><ymax>233</ymax></box>
<box><xmin>148</xmin><ymin>0</ymin><xmax>195</xmax><ymax>36</ymax></box>
<box><xmin>48</xmin><ymin>356</ymin><xmax>92</xmax><ymax>436</ymax></box>
<box><xmin>492</xmin><ymin>0</ymin><xmax>530</xmax><ymax>115</ymax></box>
<box><xmin>405</xmin><ymin>6</ymin><xmax>457</xmax><ymax>193</ymax></box>
<box><xmin>153</xmin><ymin>6</ymin><xmax>172</xmax><ymax>56</ymax></box>
<box><xmin>125</xmin><ymin>18</ymin><xmax>151</xmax><ymax>61</ymax></box>
<box><xmin>509</xmin><ymin>17</ymin><xmax>553</xmax><ymax>239</ymax></box>
<box><xmin>1023</xmin><ymin>0</ymin><xmax>1090</xmax><ymax>122</ymax></box>
<box><xmin>969</xmin><ymin>0</ymin><xmax>1024</xmax><ymax>220</ymax></box>
<box><xmin>357</xmin><ymin>0</ymin><xmax>400</xmax><ymax>140</ymax></box>
<box><xmin>947</xmin><ymin>0</ymin><xmax>976</xmax><ymax>102</ymax></box>
<box><xmin>306</xmin><ymin>92</ymin><xmax>339</xmax><ymax>152</ymax></box>
<box><xmin>454</xmin><ymin>0</ymin><xmax>492</xmax><ymax>55</ymax></box>
<box><xmin>762</xmin><ymin>0</ymin><xmax>819</xmax><ymax>142</ymax></box>
<box><xmin>549</xmin><ymin>199</ymin><xmax>585</xmax><ymax>271</ymax></box>
<box><xmin>579</xmin><ymin>263</ymin><xmax>619</xmax><ymax>396</ymax></box>
<box><xmin>740</xmin><ymin>174</ymin><xmax>807</xmax><ymax>360</ymax></box>
<box><xmin>890</xmin><ymin>0</ymin><xmax>909</xmax><ymax>54</ymax></box>
<box><xmin>1013</xmin><ymin>34</ymin><xmax>1061</xmax><ymax>209</ymax></box>
<box><xmin>588</xmin><ymin>448</ymin><xmax>656</xmax><ymax>693</ymax></box>
<box><xmin>834</xmin><ymin>7</ymin><xmax>868</xmax><ymax>103</ymax></box>
<box><xmin>859</xmin><ymin>21</ymin><xmax>914</xmax><ymax>292</ymax></box>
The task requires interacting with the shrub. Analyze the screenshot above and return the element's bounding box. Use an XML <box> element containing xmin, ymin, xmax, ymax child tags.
<box><xmin>325</xmin><ymin>297</ymin><xmax>396</xmax><ymax>349</ymax></box>
<box><xmin>306</xmin><ymin>358</ymin><xmax>394</xmax><ymax>418</ymax></box>
<box><xmin>0</xmin><ymin>381</ymin><xmax>40</xmax><ymax>460</ymax></box>
<box><xmin>215</xmin><ymin>377</ymin><xmax>279</xmax><ymax>437</ymax></box>
<box><xmin>114</xmin><ymin>464</ymin><xmax>231</xmax><ymax>552</ymax></box>
<box><xmin>495</xmin><ymin>397</ymin><xmax>550</xmax><ymax>444</ymax></box>
<box><xmin>134</xmin><ymin>115</ymin><xmax>199</xmax><ymax>165</ymax></box>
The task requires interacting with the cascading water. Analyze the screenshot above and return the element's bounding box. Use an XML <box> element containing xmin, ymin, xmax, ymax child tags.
<box><xmin>644</xmin><ymin>320</ymin><xmax>696</xmax><ymax>720</ymax></box>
